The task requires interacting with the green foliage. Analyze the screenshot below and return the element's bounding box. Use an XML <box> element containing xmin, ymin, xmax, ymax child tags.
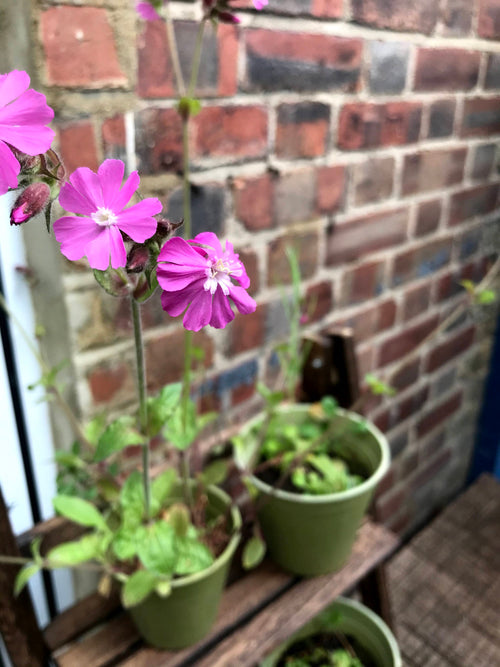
<box><xmin>53</xmin><ymin>495</ymin><xmax>107</xmax><ymax>530</ymax></box>
<box><xmin>94</xmin><ymin>416</ymin><xmax>145</xmax><ymax>462</ymax></box>
<box><xmin>93</xmin><ymin>267</ymin><xmax>130</xmax><ymax>297</ymax></box>
<box><xmin>242</xmin><ymin>535</ymin><xmax>266</xmax><ymax>570</ymax></box>
<box><xmin>364</xmin><ymin>373</ymin><xmax>396</xmax><ymax>397</ymax></box>
<box><xmin>121</xmin><ymin>570</ymin><xmax>159</xmax><ymax>608</ymax></box>
<box><xmin>14</xmin><ymin>564</ymin><xmax>41</xmax><ymax>596</ymax></box>
<box><xmin>197</xmin><ymin>459</ymin><xmax>229</xmax><ymax>487</ymax></box>
<box><xmin>47</xmin><ymin>534</ymin><xmax>104</xmax><ymax>566</ymax></box>
<box><xmin>150</xmin><ymin>469</ymin><xmax>178</xmax><ymax>517</ymax></box>
<box><xmin>164</xmin><ymin>397</ymin><xmax>216</xmax><ymax>451</ymax></box>
<box><xmin>476</xmin><ymin>289</ymin><xmax>496</xmax><ymax>305</ymax></box>
<box><xmin>177</xmin><ymin>96</ymin><xmax>202</xmax><ymax>118</ymax></box>
<box><xmin>146</xmin><ymin>383</ymin><xmax>182</xmax><ymax>437</ymax></box>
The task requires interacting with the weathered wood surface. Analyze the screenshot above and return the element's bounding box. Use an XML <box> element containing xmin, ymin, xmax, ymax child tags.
<box><xmin>49</xmin><ymin>520</ymin><xmax>396</xmax><ymax>667</ymax></box>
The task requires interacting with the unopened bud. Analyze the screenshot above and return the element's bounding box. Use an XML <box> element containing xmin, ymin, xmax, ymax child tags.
<box><xmin>156</xmin><ymin>217</ymin><xmax>183</xmax><ymax>239</ymax></box>
<box><xmin>126</xmin><ymin>245</ymin><xmax>150</xmax><ymax>273</ymax></box>
<box><xmin>10</xmin><ymin>183</ymin><xmax>51</xmax><ymax>225</ymax></box>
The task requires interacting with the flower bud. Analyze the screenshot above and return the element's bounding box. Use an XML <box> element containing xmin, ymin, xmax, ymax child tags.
<box><xmin>156</xmin><ymin>217</ymin><xmax>184</xmax><ymax>239</ymax></box>
<box><xmin>126</xmin><ymin>244</ymin><xmax>150</xmax><ymax>273</ymax></box>
<box><xmin>10</xmin><ymin>183</ymin><xmax>51</xmax><ymax>225</ymax></box>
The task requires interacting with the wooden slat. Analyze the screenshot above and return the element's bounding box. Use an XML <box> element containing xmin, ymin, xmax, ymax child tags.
<box><xmin>195</xmin><ymin>521</ymin><xmax>398</xmax><ymax>667</ymax></box>
<box><xmin>17</xmin><ymin>515</ymin><xmax>85</xmax><ymax>557</ymax></box>
<box><xmin>45</xmin><ymin>591</ymin><xmax>121</xmax><ymax>651</ymax></box>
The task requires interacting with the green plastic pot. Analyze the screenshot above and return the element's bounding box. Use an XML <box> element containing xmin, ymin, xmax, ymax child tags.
<box><xmin>247</xmin><ymin>406</ymin><xmax>390</xmax><ymax>576</ymax></box>
<box><xmin>128</xmin><ymin>485</ymin><xmax>241</xmax><ymax>649</ymax></box>
<box><xmin>260</xmin><ymin>596</ymin><xmax>402</xmax><ymax>667</ymax></box>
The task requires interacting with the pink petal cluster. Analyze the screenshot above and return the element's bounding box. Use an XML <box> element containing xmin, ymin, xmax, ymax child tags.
<box><xmin>135</xmin><ymin>0</ymin><xmax>166</xmax><ymax>21</ymax></box>
<box><xmin>53</xmin><ymin>160</ymin><xmax>162</xmax><ymax>270</ymax></box>
<box><xmin>157</xmin><ymin>232</ymin><xmax>256</xmax><ymax>331</ymax></box>
<box><xmin>253</xmin><ymin>0</ymin><xmax>268</xmax><ymax>8</ymax></box>
<box><xmin>0</xmin><ymin>70</ymin><xmax>55</xmax><ymax>195</ymax></box>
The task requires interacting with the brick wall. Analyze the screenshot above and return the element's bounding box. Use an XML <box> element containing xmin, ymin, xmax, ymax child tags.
<box><xmin>29</xmin><ymin>0</ymin><xmax>500</xmax><ymax>535</ymax></box>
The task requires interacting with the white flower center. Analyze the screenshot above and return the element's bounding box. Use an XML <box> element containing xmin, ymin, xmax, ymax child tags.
<box><xmin>92</xmin><ymin>207</ymin><xmax>117</xmax><ymax>227</ymax></box>
<box><xmin>203</xmin><ymin>257</ymin><xmax>235</xmax><ymax>295</ymax></box>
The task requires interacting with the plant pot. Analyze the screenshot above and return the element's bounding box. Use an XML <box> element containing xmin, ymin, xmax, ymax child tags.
<box><xmin>128</xmin><ymin>485</ymin><xmax>241</xmax><ymax>649</ymax></box>
<box><xmin>260</xmin><ymin>596</ymin><xmax>402</xmax><ymax>667</ymax></box>
<box><xmin>246</xmin><ymin>406</ymin><xmax>390</xmax><ymax>576</ymax></box>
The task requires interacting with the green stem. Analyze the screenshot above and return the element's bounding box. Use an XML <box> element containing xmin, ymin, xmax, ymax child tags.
<box><xmin>188</xmin><ymin>20</ymin><xmax>206</xmax><ymax>98</ymax></box>
<box><xmin>164</xmin><ymin>4</ymin><xmax>186</xmax><ymax>96</ymax></box>
<box><xmin>130</xmin><ymin>297</ymin><xmax>151</xmax><ymax>520</ymax></box>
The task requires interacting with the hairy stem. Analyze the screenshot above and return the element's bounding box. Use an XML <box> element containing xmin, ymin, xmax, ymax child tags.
<box><xmin>164</xmin><ymin>3</ymin><xmax>186</xmax><ymax>96</ymax></box>
<box><xmin>188</xmin><ymin>20</ymin><xmax>206</xmax><ymax>98</ymax></box>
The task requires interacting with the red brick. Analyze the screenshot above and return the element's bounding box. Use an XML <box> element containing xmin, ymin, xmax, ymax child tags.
<box><xmin>267</xmin><ymin>231</ymin><xmax>319</xmax><ymax>286</ymax></box>
<box><xmin>233</xmin><ymin>174</ymin><xmax>275</xmax><ymax>231</ymax></box>
<box><xmin>218</xmin><ymin>24</ymin><xmax>238</xmax><ymax>96</ymax></box>
<box><xmin>351</xmin><ymin>0</ymin><xmax>438</xmax><ymax>35</ymax></box>
<box><xmin>87</xmin><ymin>361</ymin><xmax>133</xmax><ymax>405</ymax></box>
<box><xmin>411</xmin><ymin>448</ymin><xmax>452</xmax><ymax>488</ymax></box>
<box><xmin>353</xmin><ymin>157</ymin><xmax>394</xmax><ymax>205</ymax></box>
<box><xmin>357</xmin><ymin>345</ymin><xmax>375</xmax><ymax>378</ymax></box>
<box><xmin>414</xmin><ymin>48</ymin><xmax>480</xmax><ymax>91</ymax></box>
<box><xmin>338</xmin><ymin>102</ymin><xmax>422</xmax><ymax>151</ymax></box>
<box><xmin>425</xmin><ymin>325</ymin><xmax>475</xmax><ymax>372</ymax></box>
<box><xmin>392</xmin><ymin>239</ymin><xmax>452</xmax><ymax>286</ymax></box>
<box><xmin>326</xmin><ymin>207</ymin><xmax>408</xmax><ymax>266</ymax></box>
<box><xmin>275</xmin><ymin>102</ymin><xmax>330</xmax><ymax>159</ymax></box>
<box><xmin>389</xmin><ymin>385</ymin><xmax>429</xmax><ymax>430</ymax></box>
<box><xmin>316</xmin><ymin>165</ymin><xmax>346</xmax><ymax>214</ymax></box>
<box><xmin>311</xmin><ymin>0</ymin><xmax>343</xmax><ymax>17</ymax></box>
<box><xmin>391</xmin><ymin>358</ymin><xmax>421</xmax><ymax>391</ymax></box>
<box><xmin>434</xmin><ymin>264</ymin><xmax>475</xmax><ymax>302</ymax></box>
<box><xmin>376</xmin><ymin>487</ymin><xmax>407</xmax><ymax>523</ymax></box>
<box><xmin>340</xmin><ymin>260</ymin><xmax>387</xmax><ymax>306</ymax></box>
<box><xmin>416</xmin><ymin>391</ymin><xmax>462</xmax><ymax>437</ymax></box>
<box><xmin>427</xmin><ymin>98</ymin><xmax>456</xmax><ymax>139</ymax></box>
<box><xmin>402</xmin><ymin>283</ymin><xmax>432</xmax><ymax>321</ymax></box>
<box><xmin>415</xmin><ymin>199</ymin><xmax>442</xmax><ymax>237</ymax></box>
<box><xmin>461</xmin><ymin>97</ymin><xmax>500</xmax><ymax>137</ymax></box>
<box><xmin>194</xmin><ymin>106</ymin><xmax>268</xmax><ymax>159</ymax></box>
<box><xmin>41</xmin><ymin>7</ymin><xmax>126</xmax><ymax>87</ymax></box>
<box><xmin>237</xmin><ymin>247</ymin><xmax>259</xmax><ymax>296</ymax></box>
<box><xmin>244</xmin><ymin>29</ymin><xmax>362</xmax><ymax>92</ymax></box>
<box><xmin>419</xmin><ymin>429</ymin><xmax>447</xmax><ymax>460</ymax></box>
<box><xmin>275</xmin><ymin>169</ymin><xmax>316</xmax><ymax>226</ymax></box>
<box><xmin>227</xmin><ymin>304</ymin><xmax>267</xmax><ymax>355</ymax></box>
<box><xmin>135</xmin><ymin>108</ymin><xmax>183</xmax><ymax>174</ymax></box>
<box><xmin>374</xmin><ymin>468</ymin><xmax>396</xmax><ymax>500</ymax></box>
<box><xmin>378</xmin><ymin>314</ymin><xmax>439</xmax><ymax>366</ymax></box>
<box><xmin>58</xmin><ymin>122</ymin><xmax>99</xmax><ymax>174</ymax></box>
<box><xmin>448</xmin><ymin>184</ymin><xmax>500</xmax><ymax>226</ymax></box>
<box><xmin>102</xmin><ymin>115</ymin><xmax>126</xmax><ymax>160</ymax></box>
<box><xmin>442</xmin><ymin>0</ymin><xmax>474</xmax><ymax>35</ymax></box>
<box><xmin>304</xmin><ymin>281</ymin><xmax>334</xmax><ymax>323</ymax></box>
<box><xmin>146</xmin><ymin>330</ymin><xmax>213</xmax><ymax>391</ymax></box>
<box><xmin>336</xmin><ymin>299</ymin><xmax>397</xmax><ymax>344</ymax></box>
<box><xmin>137</xmin><ymin>20</ymin><xmax>174</xmax><ymax>98</ymax></box>
<box><xmin>478</xmin><ymin>0</ymin><xmax>500</xmax><ymax>39</ymax></box>
<box><xmin>401</xmin><ymin>148</ymin><xmax>466</xmax><ymax>196</ymax></box>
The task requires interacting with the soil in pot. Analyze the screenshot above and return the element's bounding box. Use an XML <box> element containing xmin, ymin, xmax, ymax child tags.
<box><xmin>276</xmin><ymin>631</ymin><xmax>376</xmax><ymax>667</ymax></box>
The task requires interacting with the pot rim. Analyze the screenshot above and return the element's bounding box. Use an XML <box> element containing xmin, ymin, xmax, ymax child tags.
<box><xmin>247</xmin><ymin>405</ymin><xmax>390</xmax><ymax>504</ymax></box>
<box><xmin>168</xmin><ymin>484</ymin><xmax>241</xmax><ymax>591</ymax></box>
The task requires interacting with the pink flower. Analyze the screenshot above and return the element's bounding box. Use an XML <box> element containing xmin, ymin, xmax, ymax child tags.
<box><xmin>53</xmin><ymin>160</ymin><xmax>162</xmax><ymax>270</ymax></box>
<box><xmin>135</xmin><ymin>0</ymin><xmax>166</xmax><ymax>21</ymax></box>
<box><xmin>0</xmin><ymin>70</ymin><xmax>54</xmax><ymax>195</ymax></box>
<box><xmin>253</xmin><ymin>0</ymin><xmax>268</xmax><ymax>9</ymax></box>
<box><xmin>157</xmin><ymin>232</ymin><xmax>256</xmax><ymax>331</ymax></box>
<box><xmin>10</xmin><ymin>182</ymin><xmax>51</xmax><ymax>225</ymax></box>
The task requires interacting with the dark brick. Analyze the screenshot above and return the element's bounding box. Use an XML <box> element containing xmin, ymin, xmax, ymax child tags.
<box><xmin>87</xmin><ymin>360</ymin><xmax>133</xmax><ymax>405</ymax></box>
<box><xmin>316</xmin><ymin>165</ymin><xmax>346</xmax><ymax>214</ymax></box>
<box><xmin>368</xmin><ymin>41</ymin><xmax>409</xmax><ymax>94</ymax></box>
<box><xmin>442</xmin><ymin>0</ymin><xmax>473</xmax><ymax>35</ymax></box>
<box><xmin>419</xmin><ymin>429</ymin><xmax>446</xmax><ymax>460</ymax></box>
<box><xmin>267</xmin><ymin>231</ymin><xmax>319</xmax><ymax>286</ymax></box>
<box><xmin>389</xmin><ymin>385</ymin><xmax>429</xmax><ymax>430</ymax></box>
<box><xmin>402</xmin><ymin>283</ymin><xmax>432</xmax><ymax>321</ymax></box>
<box><xmin>414</xmin><ymin>48</ymin><xmax>480</xmax><ymax>91</ymax></box>
<box><xmin>274</xmin><ymin>169</ymin><xmax>316</xmax><ymax>225</ymax></box>
<box><xmin>353</xmin><ymin>156</ymin><xmax>394</xmax><ymax>205</ymax></box>
<box><xmin>428</xmin><ymin>99</ymin><xmax>456</xmax><ymax>139</ymax></box>
<box><xmin>391</xmin><ymin>358</ymin><xmax>421</xmax><ymax>391</ymax></box>
<box><xmin>478</xmin><ymin>0</ymin><xmax>500</xmax><ymax>40</ymax></box>
<box><xmin>338</xmin><ymin>101</ymin><xmax>422</xmax><ymax>150</ymax></box>
<box><xmin>425</xmin><ymin>325</ymin><xmax>475</xmax><ymax>372</ymax></box>
<box><xmin>234</xmin><ymin>173</ymin><xmax>275</xmax><ymax>231</ymax></box>
<box><xmin>485</xmin><ymin>53</ymin><xmax>500</xmax><ymax>89</ymax></box>
<box><xmin>351</xmin><ymin>0</ymin><xmax>438</xmax><ymax>35</ymax></box>
<box><xmin>415</xmin><ymin>199</ymin><xmax>442</xmax><ymax>237</ymax></box>
<box><xmin>227</xmin><ymin>304</ymin><xmax>267</xmax><ymax>355</ymax></box>
<box><xmin>244</xmin><ymin>30</ymin><xmax>362</xmax><ymax>92</ymax></box>
<box><xmin>411</xmin><ymin>449</ymin><xmax>452</xmax><ymax>490</ymax></box>
<box><xmin>392</xmin><ymin>239</ymin><xmax>452</xmax><ymax>286</ymax></box>
<box><xmin>276</xmin><ymin>102</ymin><xmax>330</xmax><ymax>158</ymax></box>
<box><xmin>434</xmin><ymin>262</ymin><xmax>480</xmax><ymax>302</ymax></box>
<box><xmin>304</xmin><ymin>281</ymin><xmax>334</xmax><ymax>322</ymax></box>
<box><xmin>340</xmin><ymin>260</ymin><xmax>387</xmax><ymax>306</ymax></box>
<box><xmin>379</xmin><ymin>314</ymin><xmax>440</xmax><ymax>366</ymax></box>
<box><xmin>237</xmin><ymin>247</ymin><xmax>259</xmax><ymax>296</ymax></box>
<box><xmin>448</xmin><ymin>183</ymin><xmax>500</xmax><ymax>226</ymax></box>
<box><xmin>416</xmin><ymin>391</ymin><xmax>462</xmax><ymax>437</ymax></box>
<box><xmin>461</xmin><ymin>97</ymin><xmax>500</xmax><ymax>137</ymax></box>
<box><xmin>194</xmin><ymin>105</ymin><xmax>268</xmax><ymax>160</ymax></box>
<box><xmin>376</xmin><ymin>487</ymin><xmax>407</xmax><ymax>523</ymax></box>
<box><xmin>137</xmin><ymin>21</ymin><xmax>175</xmax><ymax>98</ymax></box>
<box><xmin>205</xmin><ymin>359</ymin><xmax>258</xmax><ymax>397</ymax></box>
<box><xmin>457</xmin><ymin>227</ymin><xmax>482</xmax><ymax>261</ymax></box>
<box><xmin>334</xmin><ymin>299</ymin><xmax>396</xmax><ymax>343</ymax></box>
<box><xmin>135</xmin><ymin>108</ymin><xmax>183</xmax><ymax>174</ymax></box>
<box><xmin>471</xmin><ymin>143</ymin><xmax>496</xmax><ymax>180</ymax></box>
<box><xmin>177</xmin><ymin>21</ymin><xmax>218</xmax><ymax>95</ymax></box>
<box><xmin>167</xmin><ymin>185</ymin><xmax>226</xmax><ymax>237</ymax></box>
<box><xmin>402</xmin><ymin>148</ymin><xmax>466</xmax><ymax>195</ymax></box>
<box><xmin>326</xmin><ymin>207</ymin><xmax>408</xmax><ymax>265</ymax></box>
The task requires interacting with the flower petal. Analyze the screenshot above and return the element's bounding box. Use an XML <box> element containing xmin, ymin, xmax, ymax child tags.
<box><xmin>53</xmin><ymin>216</ymin><xmax>102</xmax><ymax>261</ymax></box>
<box><xmin>59</xmin><ymin>181</ymin><xmax>96</xmax><ymax>216</ymax></box>
<box><xmin>0</xmin><ymin>70</ymin><xmax>30</xmax><ymax>106</ymax></box>
<box><xmin>0</xmin><ymin>140</ymin><xmax>20</xmax><ymax>195</ymax></box>
<box><xmin>69</xmin><ymin>167</ymin><xmax>104</xmax><ymax>210</ymax></box>
<box><xmin>0</xmin><ymin>122</ymin><xmax>55</xmax><ymax>156</ymax></box>
<box><xmin>0</xmin><ymin>88</ymin><xmax>54</xmax><ymax>127</ymax></box>
<box><xmin>157</xmin><ymin>264</ymin><xmax>203</xmax><ymax>292</ymax></box>
<box><xmin>97</xmin><ymin>159</ymin><xmax>125</xmax><ymax>208</ymax></box>
<box><xmin>192</xmin><ymin>231</ymin><xmax>222</xmax><ymax>256</ymax></box>
<box><xmin>115</xmin><ymin>198</ymin><xmax>162</xmax><ymax>242</ymax></box>
<box><xmin>229</xmin><ymin>285</ymin><xmax>257</xmax><ymax>315</ymax></box>
<box><xmin>158</xmin><ymin>236</ymin><xmax>209</xmax><ymax>269</ymax></box>
<box><xmin>112</xmin><ymin>171</ymin><xmax>141</xmax><ymax>211</ymax></box>
<box><xmin>84</xmin><ymin>226</ymin><xmax>126</xmax><ymax>270</ymax></box>
<box><xmin>183</xmin><ymin>290</ymin><xmax>212</xmax><ymax>332</ymax></box>
<box><xmin>160</xmin><ymin>281</ymin><xmax>202</xmax><ymax>317</ymax></box>
<box><xmin>210</xmin><ymin>289</ymin><xmax>235</xmax><ymax>329</ymax></box>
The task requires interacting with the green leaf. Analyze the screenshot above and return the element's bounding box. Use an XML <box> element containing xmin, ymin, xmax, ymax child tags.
<box><xmin>175</xmin><ymin>535</ymin><xmax>214</xmax><ymax>575</ymax></box>
<box><xmin>146</xmin><ymin>383</ymin><xmax>182</xmax><ymax>437</ymax></box>
<box><xmin>137</xmin><ymin>521</ymin><xmax>177</xmax><ymax>575</ymax></box>
<box><xmin>476</xmin><ymin>289</ymin><xmax>496</xmax><ymax>305</ymax></box>
<box><xmin>198</xmin><ymin>460</ymin><xmax>229</xmax><ymax>487</ymax></box>
<box><xmin>155</xmin><ymin>580</ymin><xmax>172</xmax><ymax>598</ymax></box>
<box><xmin>459</xmin><ymin>279</ymin><xmax>476</xmax><ymax>294</ymax></box>
<box><xmin>120</xmin><ymin>470</ymin><xmax>145</xmax><ymax>527</ymax></box>
<box><xmin>150</xmin><ymin>469</ymin><xmax>179</xmax><ymax>516</ymax></box>
<box><xmin>112</xmin><ymin>526</ymin><xmax>139</xmax><ymax>561</ymax></box>
<box><xmin>30</xmin><ymin>538</ymin><xmax>43</xmax><ymax>564</ymax></box>
<box><xmin>242</xmin><ymin>536</ymin><xmax>266</xmax><ymax>570</ymax></box>
<box><xmin>163</xmin><ymin>400</ymin><xmax>199</xmax><ymax>451</ymax></box>
<box><xmin>121</xmin><ymin>570</ymin><xmax>158</xmax><ymax>609</ymax></box>
<box><xmin>365</xmin><ymin>373</ymin><xmax>396</xmax><ymax>397</ymax></box>
<box><xmin>47</xmin><ymin>534</ymin><xmax>101</xmax><ymax>566</ymax></box>
<box><xmin>177</xmin><ymin>96</ymin><xmax>202</xmax><ymax>118</ymax></box>
<box><xmin>54</xmin><ymin>450</ymin><xmax>86</xmax><ymax>469</ymax></box>
<box><xmin>84</xmin><ymin>414</ymin><xmax>107</xmax><ymax>447</ymax></box>
<box><xmin>53</xmin><ymin>495</ymin><xmax>107</xmax><ymax>530</ymax></box>
<box><xmin>93</xmin><ymin>267</ymin><xmax>130</xmax><ymax>297</ymax></box>
<box><xmin>94</xmin><ymin>416</ymin><xmax>145</xmax><ymax>462</ymax></box>
<box><xmin>320</xmin><ymin>395</ymin><xmax>339</xmax><ymax>417</ymax></box>
<box><xmin>14</xmin><ymin>564</ymin><xmax>40</xmax><ymax>596</ymax></box>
